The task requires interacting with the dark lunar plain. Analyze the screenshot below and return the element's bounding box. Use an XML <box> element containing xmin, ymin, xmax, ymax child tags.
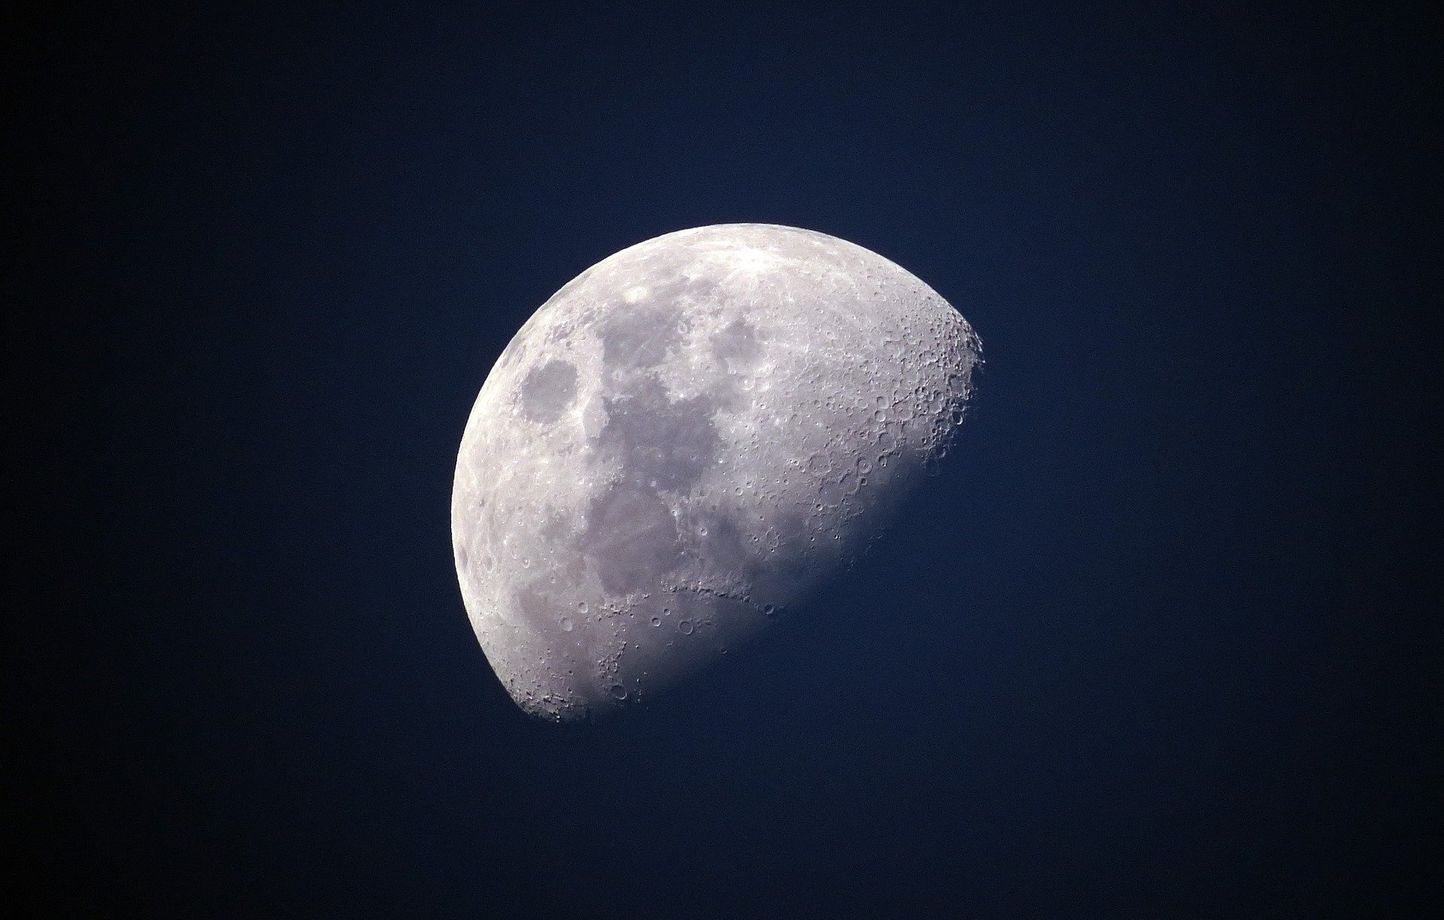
<box><xmin>9</xmin><ymin>2</ymin><xmax>1438</xmax><ymax>917</ymax></box>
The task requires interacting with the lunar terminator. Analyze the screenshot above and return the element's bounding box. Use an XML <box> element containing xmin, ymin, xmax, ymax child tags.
<box><xmin>452</xmin><ymin>224</ymin><xmax>981</xmax><ymax>719</ymax></box>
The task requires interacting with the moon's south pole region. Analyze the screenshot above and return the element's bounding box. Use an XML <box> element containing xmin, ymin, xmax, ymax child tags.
<box><xmin>451</xmin><ymin>224</ymin><xmax>982</xmax><ymax>720</ymax></box>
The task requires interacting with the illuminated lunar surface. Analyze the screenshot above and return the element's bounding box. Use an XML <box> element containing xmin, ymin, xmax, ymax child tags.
<box><xmin>451</xmin><ymin>224</ymin><xmax>981</xmax><ymax>720</ymax></box>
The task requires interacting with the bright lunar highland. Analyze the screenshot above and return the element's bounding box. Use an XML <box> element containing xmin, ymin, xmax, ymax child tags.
<box><xmin>452</xmin><ymin>224</ymin><xmax>981</xmax><ymax>720</ymax></box>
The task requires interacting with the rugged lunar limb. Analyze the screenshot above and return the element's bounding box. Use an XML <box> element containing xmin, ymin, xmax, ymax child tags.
<box><xmin>451</xmin><ymin>224</ymin><xmax>982</xmax><ymax>719</ymax></box>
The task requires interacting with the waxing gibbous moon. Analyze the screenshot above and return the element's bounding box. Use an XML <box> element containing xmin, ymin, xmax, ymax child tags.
<box><xmin>452</xmin><ymin>224</ymin><xmax>981</xmax><ymax>720</ymax></box>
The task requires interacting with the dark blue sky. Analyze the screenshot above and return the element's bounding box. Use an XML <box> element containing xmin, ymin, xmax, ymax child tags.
<box><xmin>14</xmin><ymin>2</ymin><xmax>1436</xmax><ymax>916</ymax></box>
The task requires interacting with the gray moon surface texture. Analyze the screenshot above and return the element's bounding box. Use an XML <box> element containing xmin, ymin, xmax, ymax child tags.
<box><xmin>452</xmin><ymin>224</ymin><xmax>982</xmax><ymax>720</ymax></box>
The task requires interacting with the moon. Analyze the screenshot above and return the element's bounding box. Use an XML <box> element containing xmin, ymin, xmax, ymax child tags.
<box><xmin>452</xmin><ymin>224</ymin><xmax>981</xmax><ymax>720</ymax></box>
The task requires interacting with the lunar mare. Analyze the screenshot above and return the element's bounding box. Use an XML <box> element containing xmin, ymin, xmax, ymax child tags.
<box><xmin>452</xmin><ymin>224</ymin><xmax>981</xmax><ymax>720</ymax></box>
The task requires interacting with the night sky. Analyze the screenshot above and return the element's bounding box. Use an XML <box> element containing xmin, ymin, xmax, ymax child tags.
<box><xmin>13</xmin><ymin>2</ymin><xmax>1437</xmax><ymax>917</ymax></box>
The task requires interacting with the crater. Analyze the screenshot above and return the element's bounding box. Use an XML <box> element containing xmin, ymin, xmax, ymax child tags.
<box><xmin>519</xmin><ymin>360</ymin><xmax>578</xmax><ymax>423</ymax></box>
